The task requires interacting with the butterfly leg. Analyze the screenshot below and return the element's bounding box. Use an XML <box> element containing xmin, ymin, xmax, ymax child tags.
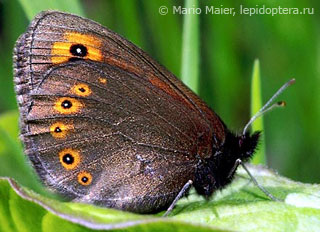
<box><xmin>235</xmin><ymin>159</ymin><xmax>282</xmax><ymax>201</ymax></box>
<box><xmin>163</xmin><ymin>180</ymin><xmax>193</xmax><ymax>217</ymax></box>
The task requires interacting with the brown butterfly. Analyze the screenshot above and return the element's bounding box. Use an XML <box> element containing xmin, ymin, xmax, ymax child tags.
<box><xmin>14</xmin><ymin>11</ymin><xmax>289</xmax><ymax>214</ymax></box>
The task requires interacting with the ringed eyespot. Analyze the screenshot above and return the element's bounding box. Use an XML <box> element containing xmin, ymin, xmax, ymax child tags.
<box><xmin>71</xmin><ymin>83</ymin><xmax>92</xmax><ymax>97</ymax></box>
<box><xmin>54</xmin><ymin>97</ymin><xmax>83</xmax><ymax>114</ymax></box>
<box><xmin>50</xmin><ymin>122</ymin><xmax>74</xmax><ymax>138</ymax></box>
<box><xmin>59</xmin><ymin>148</ymin><xmax>81</xmax><ymax>170</ymax></box>
<box><xmin>77</xmin><ymin>171</ymin><xmax>92</xmax><ymax>186</ymax></box>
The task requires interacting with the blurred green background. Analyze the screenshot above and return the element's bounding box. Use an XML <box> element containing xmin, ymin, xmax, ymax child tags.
<box><xmin>0</xmin><ymin>0</ymin><xmax>319</xmax><ymax>192</ymax></box>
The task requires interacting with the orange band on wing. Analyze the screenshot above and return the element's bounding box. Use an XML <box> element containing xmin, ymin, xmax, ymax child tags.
<box><xmin>149</xmin><ymin>75</ymin><xmax>180</xmax><ymax>99</ymax></box>
<box><xmin>51</xmin><ymin>32</ymin><xmax>103</xmax><ymax>64</ymax></box>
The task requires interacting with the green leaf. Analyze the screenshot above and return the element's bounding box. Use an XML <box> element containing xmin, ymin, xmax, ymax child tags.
<box><xmin>250</xmin><ymin>60</ymin><xmax>266</xmax><ymax>164</ymax></box>
<box><xmin>181</xmin><ymin>0</ymin><xmax>199</xmax><ymax>93</ymax></box>
<box><xmin>17</xmin><ymin>0</ymin><xmax>85</xmax><ymax>20</ymax></box>
<box><xmin>9</xmin><ymin>185</ymin><xmax>46</xmax><ymax>232</ymax></box>
<box><xmin>1</xmin><ymin>165</ymin><xmax>320</xmax><ymax>231</ymax></box>
<box><xmin>0</xmin><ymin>111</ymin><xmax>46</xmax><ymax>195</ymax></box>
<box><xmin>0</xmin><ymin>179</ymin><xmax>16</xmax><ymax>232</ymax></box>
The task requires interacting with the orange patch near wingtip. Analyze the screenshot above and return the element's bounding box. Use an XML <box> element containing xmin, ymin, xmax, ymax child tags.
<box><xmin>98</xmin><ymin>77</ymin><xmax>107</xmax><ymax>84</ymax></box>
<box><xmin>148</xmin><ymin>75</ymin><xmax>180</xmax><ymax>99</ymax></box>
<box><xmin>71</xmin><ymin>83</ymin><xmax>92</xmax><ymax>97</ymax></box>
<box><xmin>59</xmin><ymin>148</ymin><xmax>81</xmax><ymax>170</ymax></box>
<box><xmin>50</xmin><ymin>122</ymin><xmax>74</xmax><ymax>139</ymax></box>
<box><xmin>51</xmin><ymin>32</ymin><xmax>103</xmax><ymax>64</ymax></box>
<box><xmin>148</xmin><ymin>75</ymin><xmax>196</xmax><ymax>110</ymax></box>
<box><xmin>77</xmin><ymin>171</ymin><xmax>92</xmax><ymax>186</ymax></box>
<box><xmin>54</xmin><ymin>97</ymin><xmax>83</xmax><ymax>114</ymax></box>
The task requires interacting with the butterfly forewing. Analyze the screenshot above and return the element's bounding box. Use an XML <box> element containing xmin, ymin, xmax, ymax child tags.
<box><xmin>15</xmin><ymin>11</ymin><xmax>226</xmax><ymax>149</ymax></box>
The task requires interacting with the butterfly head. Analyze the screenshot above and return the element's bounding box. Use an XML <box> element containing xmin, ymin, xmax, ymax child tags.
<box><xmin>216</xmin><ymin>130</ymin><xmax>261</xmax><ymax>178</ymax></box>
<box><xmin>237</xmin><ymin>131</ymin><xmax>261</xmax><ymax>162</ymax></box>
<box><xmin>194</xmin><ymin>129</ymin><xmax>260</xmax><ymax>197</ymax></box>
<box><xmin>195</xmin><ymin>79</ymin><xmax>295</xmax><ymax>197</ymax></box>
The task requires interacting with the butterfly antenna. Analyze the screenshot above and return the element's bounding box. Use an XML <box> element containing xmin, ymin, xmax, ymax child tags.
<box><xmin>242</xmin><ymin>78</ymin><xmax>296</xmax><ymax>135</ymax></box>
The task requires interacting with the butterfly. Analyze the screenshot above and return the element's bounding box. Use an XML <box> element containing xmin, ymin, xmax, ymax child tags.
<box><xmin>14</xmin><ymin>11</ymin><xmax>290</xmax><ymax>214</ymax></box>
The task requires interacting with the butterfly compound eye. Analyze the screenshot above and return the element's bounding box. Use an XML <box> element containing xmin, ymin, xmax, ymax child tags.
<box><xmin>239</xmin><ymin>135</ymin><xmax>244</xmax><ymax>148</ymax></box>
